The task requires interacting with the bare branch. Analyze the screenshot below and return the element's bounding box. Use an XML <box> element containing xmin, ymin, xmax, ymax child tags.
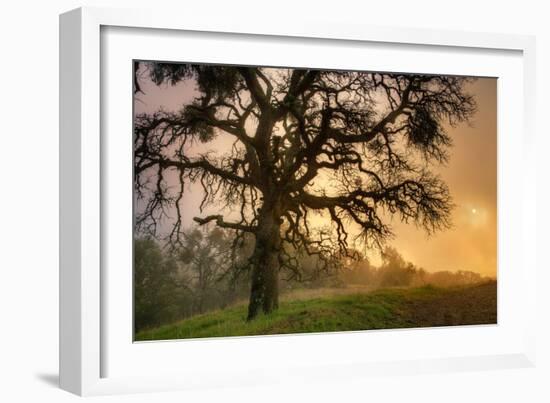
<box><xmin>194</xmin><ymin>215</ymin><xmax>256</xmax><ymax>233</ymax></box>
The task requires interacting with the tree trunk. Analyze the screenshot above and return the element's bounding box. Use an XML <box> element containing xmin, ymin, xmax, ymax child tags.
<box><xmin>247</xmin><ymin>212</ymin><xmax>281</xmax><ymax>321</ymax></box>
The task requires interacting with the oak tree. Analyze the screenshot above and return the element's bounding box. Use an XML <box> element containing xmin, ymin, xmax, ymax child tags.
<box><xmin>134</xmin><ymin>63</ymin><xmax>475</xmax><ymax>320</ymax></box>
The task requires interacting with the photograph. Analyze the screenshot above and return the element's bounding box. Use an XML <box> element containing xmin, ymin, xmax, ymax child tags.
<box><xmin>132</xmin><ymin>62</ymin><xmax>497</xmax><ymax>341</ymax></box>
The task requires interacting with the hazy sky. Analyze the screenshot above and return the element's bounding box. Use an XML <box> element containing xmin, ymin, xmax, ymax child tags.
<box><xmin>134</xmin><ymin>68</ymin><xmax>497</xmax><ymax>277</ymax></box>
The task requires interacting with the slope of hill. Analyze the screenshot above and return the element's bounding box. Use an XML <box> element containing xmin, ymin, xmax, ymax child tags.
<box><xmin>135</xmin><ymin>281</ymin><xmax>497</xmax><ymax>341</ymax></box>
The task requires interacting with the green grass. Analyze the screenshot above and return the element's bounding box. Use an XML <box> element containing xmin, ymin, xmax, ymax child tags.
<box><xmin>135</xmin><ymin>281</ymin><xmax>496</xmax><ymax>341</ymax></box>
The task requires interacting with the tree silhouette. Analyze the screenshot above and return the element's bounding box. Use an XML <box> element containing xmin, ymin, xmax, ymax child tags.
<box><xmin>134</xmin><ymin>63</ymin><xmax>476</xmax><ymax>320</ymax></box>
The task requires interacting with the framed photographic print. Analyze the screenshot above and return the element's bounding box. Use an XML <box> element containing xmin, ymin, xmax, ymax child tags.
<box><xmin>132</xmin><ymin>61</ymin><xmax>497</xmax><ymax>341</ymax></box>
<box><xmin>60</xmin><ymin>6</ymin><xmax>537</xmax><ymax>396</ymax></box>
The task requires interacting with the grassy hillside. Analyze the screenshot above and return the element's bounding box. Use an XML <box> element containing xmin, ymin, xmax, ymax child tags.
<box><xmin>135</xmin><ymin>281</ymin><xmax>496</xmax><ymax>341</ymax></box>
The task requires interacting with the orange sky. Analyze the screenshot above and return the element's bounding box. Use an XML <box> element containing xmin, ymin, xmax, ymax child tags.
<box><xmin>384</xmin><ymin>78</ymin><xmax>497</xmax><ymax>276</ymax></box>
<box><xmin>135</xmin><ymin>69</ymin><xmax>497</xmax><ymax>277</ymax></box>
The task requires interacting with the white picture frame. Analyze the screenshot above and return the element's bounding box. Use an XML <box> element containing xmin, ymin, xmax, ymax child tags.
<box><xmin>60</xmin><ymin>6</ymin><xmax>537</xmax><ymax>396</ymax></box>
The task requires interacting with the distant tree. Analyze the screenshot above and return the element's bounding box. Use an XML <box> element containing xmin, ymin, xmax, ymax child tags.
<box><xmin>428</xmin><ymin>269</ymin><xmax>485</xmax><ymax>287</ymax></box>
<box><xmin>134</xmin><ymin>238</ymin><xmax>190</xmax><ymax>332</ymax></box>
<box><xmin>134</xmin><ymin>63</ymin><xmax>476</xmax><ymax>319</ymax></box>
<box><xmin>378</xmin><ymin>246</ymin><xmax>417</xmax><ymax>287</ymax></box>
<box><xmin>340</xmin><ymin>256</ymin><xmax>375</xmax><ymax>286</ymax></box>
<box><xmin>178</xmin><ymin>227</ymin><xmax>235</xmax><ymax>313</ymax></box>
<box><xmin>413</xmin><ymin>267</ymin><xmax>428</xmax><ymax>287</ymax></box>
